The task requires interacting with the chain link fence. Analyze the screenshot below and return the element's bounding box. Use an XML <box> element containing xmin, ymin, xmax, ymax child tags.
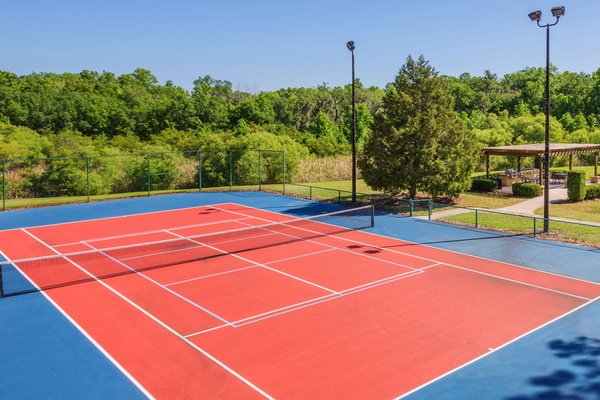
<box><xmin>0</xmin><ymin>149</ymin><xmax>285</xmax><ymax>211</ymax></box>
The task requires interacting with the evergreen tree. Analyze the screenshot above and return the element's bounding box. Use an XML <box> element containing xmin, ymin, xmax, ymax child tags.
<box><xmin>359</xmin><ymin>56</ymin><xmax>478</xmax><ymax>198</ymax></box>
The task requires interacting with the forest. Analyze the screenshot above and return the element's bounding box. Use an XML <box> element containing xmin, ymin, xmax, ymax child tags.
<box><xmin>1</xmin><ymin>65</ymin><xmax>600</xmax><ymax>199</ymax></box>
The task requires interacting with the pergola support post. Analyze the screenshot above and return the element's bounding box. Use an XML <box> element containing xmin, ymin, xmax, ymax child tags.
<box><xmin>569</xmin><ymin>154</ymin><xmax>573</xmax><ymax>170</ymax></box>
<box><xmin>485</xmin><ymin>154</ymin><xmax>490</xmax><ymax>178</ymax></box>
<box><xmin>595</xmin><ymin>153</ymin><xmax>598</xmax><ymax>177</ymax></box>
<box><xmin>517</xmin><ymin>156</ymin><xmax>521</xmax><ymax>172</ymax></box>
<box><xmin>539</xmin><ymin>156</ymin><xmax>544</xmax><ymax>186</ymax></box>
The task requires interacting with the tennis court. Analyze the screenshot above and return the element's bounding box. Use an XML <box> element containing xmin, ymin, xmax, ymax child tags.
<box><xmin>1</xmin><ymin>192</ymin><xmax>599</xmax><ymax>399</ymax></box>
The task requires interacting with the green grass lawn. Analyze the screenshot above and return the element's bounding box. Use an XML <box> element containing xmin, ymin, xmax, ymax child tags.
<box><xmin>534</xmin><ymin>199</ymin><xmax>600</xmax><ymax>223</ymax></box>
<box><xmin>457</xmin><ymin>193</ymin><xmax>527</xmax><ymax>208</ymax></box>
<box><xmin>442</xmin><ymin>209</ymin><xmax>600</xmax><ymax>246</ymax></box>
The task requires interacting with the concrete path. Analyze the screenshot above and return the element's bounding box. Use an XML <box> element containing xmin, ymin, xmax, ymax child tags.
<box><xmin>495</xmin><ymin>188</ymin><xmax>567</xmax><ymax>215</ymax></box>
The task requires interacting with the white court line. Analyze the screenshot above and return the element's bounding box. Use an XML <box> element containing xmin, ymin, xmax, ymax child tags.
<box><xmin>53</xmin><ymin>217</ymin><xmax>257</xmax><ymax>248</ymax></box>
<box><xmin>264</xmin><ymin>248</ymin><xmax>336</xmax><ymax>266</ymax></box>
<box><xmin>164</xmin><ymin>265</ymin><xmax>259</xmax><ymax>287</ymax></box>
<box><xmin>185</xmin><ymin>265</ymin><xmax>437</xmax><ymax>338</ymax></box>
<box><xmin>221</xmin><ymin>202</ymin><xmax>600</xmax><ymax>287</ymax></box>
<box><xmin>213</xmin><ymin>206</ymin><xmax>421</xmax><ymax>272</ymax></box>
<box><xmin>216</xmin><ymin>204</ymin><xmax>600</xmax><ymax>299</ymax></box>
<box><xmin>0</xmin><ymin>202</ymin><xmax>240</xmax><ymax>233</ymax></box>
<box><xmin>164</xmin><ymin>230</ymin><xmax>340</xmax><ymax>295</ymax></box>
<box><xmin>20</xmin><ymin>228</ymin><xmax>274</xmax><ymax>400</ymax></box>
<box><xmin>115</xmin><ymin>231</ymin><xmax>277</xmax><ymax>263</ymax></box>
<box><xmin>448</xmin><ymin>264</ymin><xmax>592</xmax><ymax>301</ymax></box>
<box><xmin>234</xmin><ymin>269</ymin><xmax>431</xmax><ymax>328</ymax></box>
<box><xmin>81</xmin><ymin>241</ymin><xmax>234</xmax><ymax>326</ymax></box>
<box><xmin>393</xmin><ymin>296</ymin><xmax>600</xmax><ymax>400</ymax></box>
<box><xmin>164</xmin><ymin>248</ymin><xmax>335</xmax><ymax>287</ymax></box>
<box><xmin>1</xmin><ymin>247</ymin><xmax>156</xmax><ymax>400</ymax></box>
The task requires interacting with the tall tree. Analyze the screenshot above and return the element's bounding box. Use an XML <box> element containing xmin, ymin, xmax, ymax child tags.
<box><xmin>359</xmin><ymin>56</ymin><xmax>478</xmax><ymax>198</ymax></box>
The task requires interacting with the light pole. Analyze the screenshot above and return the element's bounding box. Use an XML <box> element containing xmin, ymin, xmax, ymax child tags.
<box><xmin>346</xmin><ymin>40</ymin><xmax>357</xmax><ymax>203</ymax></box>
<box><xmin>528</xmin><ymin>6</ymin><xmax>565</xmax><ymax>233</ymax></box>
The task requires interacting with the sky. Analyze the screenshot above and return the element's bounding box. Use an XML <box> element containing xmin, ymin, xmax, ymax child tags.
<box><xmin>1</xmin><ymin>0</ymin><xmax>599</xmax><ymax>92</ymax></box>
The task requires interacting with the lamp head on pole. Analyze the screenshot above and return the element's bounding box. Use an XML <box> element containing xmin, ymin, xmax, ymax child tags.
<box><xmin>346</xmin><ymin>41</ymin><xmax>355</xmax><ymax>52</ymax></box>
<box><xmin>528</xmin><ymin>10</ymin><xmax>542</xmax><ymax>22</ymax></box>
<box><xmin>551</xmin><ymin>6</ymin><xmax>565</xmax><ymax>17</ymax></box>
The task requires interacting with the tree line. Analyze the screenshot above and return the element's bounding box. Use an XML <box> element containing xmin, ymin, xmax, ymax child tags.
<box><xmin>2</xmin><ymin>64</ymin><xmax>600</xmax><ymax>198</ymax></box>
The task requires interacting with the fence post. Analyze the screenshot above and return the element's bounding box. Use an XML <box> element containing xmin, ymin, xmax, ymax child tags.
<box><xmin>475</xmin><ymin>209</ymin><xmax>479</xmax><ymax>228</ymax></box>
<box><xmin>229</xmin><ymin>150</ymin><xmax>233</xmax><ymax>191</ymax></box>
<box><xmin>338</xmin><ymin>190</ymin><xmax>341</xmax><ymax>204</ymax></box>
<box><xmin>147</xmin><ymin>152</ymin><xmax>151</xmax><ymax>196</ymax></box>
<box><xmin>1</xmin><ymin>159</ymin><xmax>5</xmax><ymax>211</ymax></box>
<box><xmin>409</xmin><ymin>198</ymin><xmax>414</xmax><ymax>217</ymax></box>
<box><xmin>428</xmin><ymin>199</ymin><xmax>432</xmax><ymax>220</ymax></box>
<box><xmin>85</xmin><ymin>156</ymin><xmax>90</xmax><ymax>202</ymax></box>
<box><xmin>282</xmin><ymin>151</ymin><xmax>286</xmax><ymax>195</ymax></box>
<box><xmin>533</xmin><ymin>217</ymin><xmax>537</xmax><ymax>238</ymax></box>
<box><xmin>309</xmin><ymin>186</ymin><xmax>313</xmax><ymax>199</ymax></box>
<box><xmin>258</xmin><ymin>149</ymin><xmax>262</xmax><ymax>191</ymax></box>
<box><xmin>197</xmin><ymin>149</ymin><xmax>202</xmax><ymax>191</ymax></box>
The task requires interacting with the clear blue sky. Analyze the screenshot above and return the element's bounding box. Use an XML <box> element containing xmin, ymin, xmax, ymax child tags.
<box><xmin>1</xmin><ymin>0</ymin><xmax>598</xmax><ymax>92</ymax></box>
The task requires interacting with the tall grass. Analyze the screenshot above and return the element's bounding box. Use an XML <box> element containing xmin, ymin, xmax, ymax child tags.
<box><xmin>294</xmin><ymin>156</ymin><xmax>361</xmax><ymax>183</ymax></box>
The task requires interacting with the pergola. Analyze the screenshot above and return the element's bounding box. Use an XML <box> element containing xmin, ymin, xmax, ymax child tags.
<box><xmin>482</xmin><ymin>143</ymin><xmax>600</xmax><ymax>185</ymax></box>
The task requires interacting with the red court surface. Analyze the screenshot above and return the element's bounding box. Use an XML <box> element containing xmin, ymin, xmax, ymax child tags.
<box><xmin>1</xmin><ymin>202</ymin><xmax>599</xmax><ymax>399</ymax></box>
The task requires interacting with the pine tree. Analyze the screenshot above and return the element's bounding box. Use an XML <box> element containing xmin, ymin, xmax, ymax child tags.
<box><xmin>359</xmin><ymin>56</ymin><xmax>478</xmax><ymax>198</ymax></box>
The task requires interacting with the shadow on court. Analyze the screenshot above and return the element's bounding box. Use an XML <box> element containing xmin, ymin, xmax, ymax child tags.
<box><xmin>506</xmin><ymin>336</ymin><xmax>600</xmax><ymax>400</ymax></box>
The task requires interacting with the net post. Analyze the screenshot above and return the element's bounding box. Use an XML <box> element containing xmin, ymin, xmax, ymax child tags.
<box><xmin>475</xmin><ymin>209</ymin><xmax>479</xmax><ymax>228</ymax></box>
<box><xmin>229</xmin><ymin>150</ymin><xmax>233</xmax><ymax>191</ymax></box>
<box><xmin>533</xmin><ymin>217</ymin><xmax>537</xmax><ymax>237</ymax></box>
<box><xmin>2</xmin><ymin>159</ymin><xmax>5</xmax><ymax>211</ymax></box>
<box><xmin>370</xmin><ymin>204</ymin><xmax>375</xmax><ymax>227</ymax></box>
<box><xmin>85</xmin><ymin>156</ymin><xmax>90</xmax><ymax>202</ymax></box>
<box><xmin>258</xmin><ymin>149</ymin><xmax>262</xmax><ymax>191</ymax></box>
<box><xmin>147</xmin><ymin>152</ymin><xmax>151</xmax><ymax>196</ymax></box>
<box><xmin>309</xmin><ymin>185</ymin><xmax>313</xmax><ymax>199</ymax></box>
<box><xmin>197</xmin><ymin>149</ymin><xmax>202</xmax><ymax>191</ymax></box>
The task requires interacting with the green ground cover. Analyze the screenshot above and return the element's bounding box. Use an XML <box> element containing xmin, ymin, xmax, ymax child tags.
<box><xmin>534</xmin><ymin>199</ymin><xmax>600</xmax><ymax>223</ymax></box>
<box><xmin>442</xmin><ymin>210</ymin><xmax>600</xmax><ymax>246</ymax></box>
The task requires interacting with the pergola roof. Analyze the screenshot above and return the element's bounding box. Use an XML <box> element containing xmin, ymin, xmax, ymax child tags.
<box><xmin>483</xmin><ymin>143</ymin><xmax>600</xmax><ymax>157</ymax></box>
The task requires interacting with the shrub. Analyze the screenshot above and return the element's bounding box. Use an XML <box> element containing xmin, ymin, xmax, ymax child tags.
<box><xmin>567</xmin><ymin>170</ymin><xmax>587</xmax><ymax>201</ymax></box>
<box><xmin>470</xmin><ymin>177</ymin><xmax>497</xmax><ymax>192</ymax></box>
<box><xmin>585</xmin><ymin>184</ymin><xmax>600</xmax><ymax>200</ymax></box>
<box><xmin>512</xmin><ymin>182</ymin><xmax>542</xmax><ymax>197</ymax></box>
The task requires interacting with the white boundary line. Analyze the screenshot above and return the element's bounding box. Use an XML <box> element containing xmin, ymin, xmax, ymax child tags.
<box><xmin>217</xmin><ymin>204</ymin><xmax>600</xmax><ymax>298</ymax></box>
<box><xmin>164</xmin><ymin>230</ymin><xmax>340</xmax><ymax>295</ymax></box>
<box><xmin>80</xmin><ymin>240</ymin><xmax>234</xmax><ymax>326</ymax></box>
<box><xmin>0</xmin><ymin>202</ymin><xmax>233</xmax><ymax>233</ymax></box>
<box><xmin>185</xmin><ymin>266</ymin><xmax>433</xmax><ymax>338</ymax></box>
<box><xmin>19</xmin><ymin>228</ymin><xmax>274</xmax><ymax>400</ymax></box>
<box><xmin>393</xmin><ymin>296</ymin><xmax>600</xmax><ymax>399</ymax></box>
<box><xmin>223</xmin><ymin>202</ymin><xmax>600</xmax><ymax>286</ymax></box>
<box><xmin>212</xmin><ymin>206</ymin><xmax>420</xmax><ymax>272</ymax></box>
<box><xmin>53</xmin><ymin>217</ymin><xmax>257</xmax><ymax>248</ymax></box>
<box><xmin>0</xmin><ymin>249</ymin><xmax>156</xmax><ymax>400</ymax></box>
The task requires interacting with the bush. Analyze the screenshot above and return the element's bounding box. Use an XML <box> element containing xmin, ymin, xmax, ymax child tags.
<box><xmin>512</xmin><ymin>182</ymin><xmax>542</xmax><ymax>197</ymax></box>
<box><xmin>567</xmin><ymin>170</ymin><xmax>587</xmax><ymax>201</ymax></box>
<box><xmin>470</xmin><ymin>177</ymin><xmax>497</xmax><ymax>192</ymax></box>
<box><xmin>585</xmin><ymin>184</ymin><xmax>600</xmax><ymax>200</ymax></box>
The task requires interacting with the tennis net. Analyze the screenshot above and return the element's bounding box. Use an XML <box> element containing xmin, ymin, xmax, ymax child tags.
<box><xmin>0</xmin><ymin>205</ymin><xmax>374</xmax><ymax>297</ymax></box>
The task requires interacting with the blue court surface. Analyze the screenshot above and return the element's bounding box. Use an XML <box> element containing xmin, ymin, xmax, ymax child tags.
<box><xmin>1</xmin><ymin>191</ymin><xmax>598</xmax><ymax>399</ymax></box>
